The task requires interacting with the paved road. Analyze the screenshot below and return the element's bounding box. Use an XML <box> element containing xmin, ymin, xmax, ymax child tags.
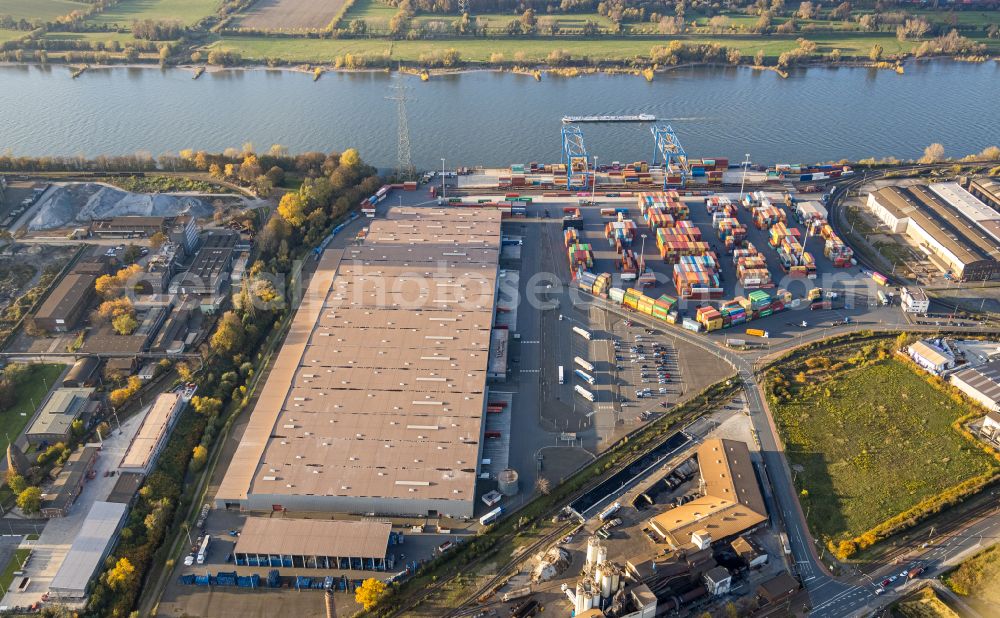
<box><xmin>582</xmin><ymin>291</ymin><xmax>997</xmax><ymax>616</ymax></box>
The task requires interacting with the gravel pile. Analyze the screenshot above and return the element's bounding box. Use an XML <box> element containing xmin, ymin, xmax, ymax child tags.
<box><xmin>28</xmin><ymin>183</ymin><xmax>214</xmax><ymax>230</ymax></box>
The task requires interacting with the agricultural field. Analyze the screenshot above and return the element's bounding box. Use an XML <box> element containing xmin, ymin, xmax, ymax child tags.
<box><xmin>235</xmin><ymin>0</ymin><xmax>348</xmax><ymax>31</ymax></box>
<box><xmin>85</xmin><ymin>0</ymin><xmax>219</xmax><ymax>28</ymax></box>
<box><xmin>0</xmin><ymin>0</ymin><xmax>87</xmax><ymax>22</ymax></box>
<box><xmin>768</xmin><ymin>354</ymin><xmax>997</xmax><ymax>544</ymax></box>
<box><xmin>206</xmin><ymin>32</ymin><xmax>931</xmax><ymax>64</ymax></box>
<box><xmin>943</xmin><ymin>544</ymin><xmax>1000</xmax><ymax>614</ymax></box>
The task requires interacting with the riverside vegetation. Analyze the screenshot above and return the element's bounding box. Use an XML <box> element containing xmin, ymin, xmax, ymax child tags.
<box><xmin>765</xmin><ymin>333</ymin><xmax>1000</xmax><ymax>561</ymax></box>
<box><xmin>0</xmin><ymin>0</ymin><xmax>996</xmax><ymax>71</ymax></box>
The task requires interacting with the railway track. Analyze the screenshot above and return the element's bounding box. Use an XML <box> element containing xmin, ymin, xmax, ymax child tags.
<box><xmin>385</xmin><ymin>381</ymin><xmax>738</xmax><ymax>617</ymax></box>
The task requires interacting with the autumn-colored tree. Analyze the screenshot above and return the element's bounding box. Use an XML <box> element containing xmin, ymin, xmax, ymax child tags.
<box><xmin>6</xmin><ymin>471</ymin><xmax>27</xmax><ymax>495</ymax></box>
<box><xmin>869</xmin><ymin>43</ymin><xmax>883</xmax><ymax>61</ymax></box>
<box><xmin>106</xmin><ymin>557</ymin><xmax>137</xmax><ymax>591</ymax></box>
<box><xmin>919</xmin><ymin>142</ymin><xmax>945</xmax><ymax>164</ymax></box>
<box><xmin>149</xmin><ymin>231</ymin><xmax>168</xmax><ymax>250</ymax></box>
<box><xmin>277</xmin><ymin>192</ymin><xmax>307</xmax><ymax>227</ymax></box>
<box><xmin>191</xmin><ymin>445</ymin><xmax>208</xmax><ymax>471</ymax></box>
<box><xmin>224</xmin><ymin>163</ymin><xmax>237</xmax><ymax>179</ymax></box>
<box><xmin>341</xmin><ymin>148</ymin><xmax>361</xmax><ymax>168</ymax></box>
<box><xmin>16</xmin><ymin>486</ymin><xmax>41</xmax><ymax>514</ymax></box>
<box><xmin>94</xmin><ymin>264</ymin><xmax>143</xmax><ymax>299</ymax></box>
<box><xmin>191</xmin><ymin>396</ymin><xmax>222</xmax><ymax>417</ymax></box>
<box><xmin>96</xmin><ymin>296</ymin><xmax>135</xmax><ymax>323</ymax></box>
<box><xmin>109</xmin><ymin>376</ymin><xmax>143</xmax><ymax>408</ymax></box>
<box><xmin>355</xmin><ymin>578</ymin><xmax>387</xmax><ymax>610</ymax></box>
<box><xmin>112</xmin><ymin>313</ymin><xmax>139</xmax><ymax>335</ymax></box>
<box><xmin>209</xmin><ymin>163</ymin><xmax>223</xmax><ymax>179</ymax></box>
<box><xmin>210</xmin><ymin>311</ymin><xmax>244</xmax><ymax>356</ymax></box>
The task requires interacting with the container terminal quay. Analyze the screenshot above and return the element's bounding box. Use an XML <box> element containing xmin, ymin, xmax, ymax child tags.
<box><xmin>175</xmin><ymin>126</ymin><xmax>1000</xmax><ymax>618</ymax></box>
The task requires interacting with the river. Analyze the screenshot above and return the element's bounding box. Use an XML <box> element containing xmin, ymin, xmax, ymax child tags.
<box><xmin>1</xmin><ymin>60</ymin><xmax>998</xmax><ymax>169</ymax></box>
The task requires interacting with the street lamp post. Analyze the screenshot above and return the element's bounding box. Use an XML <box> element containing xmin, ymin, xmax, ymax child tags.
<box><xmin>591</xmin><ymin>155</ymin><xmax>598</xmax><ymax>203</ymax></box>
<box><xmin>739</xmin><ymin>153</ymin><xmax>752</xmax><ymax>202</ymax></box>
<box><xmin>441</xmin><ymin>158</ymin><xmax>446</xmax><ymax>200</ymax></box>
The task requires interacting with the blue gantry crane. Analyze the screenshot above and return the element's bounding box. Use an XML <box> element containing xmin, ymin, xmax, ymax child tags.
<box><xmin>650</xmin><ymin>124</ymin><xmax>689</xmax><ymax>188</ymax></box>
<box><xmin>561</xmin><ymin>125</ymin><xmax>592</xmax><ymax>189</ymax></box>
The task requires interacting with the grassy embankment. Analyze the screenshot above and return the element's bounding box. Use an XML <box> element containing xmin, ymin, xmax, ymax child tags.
<box><xmin>202</xmin><ymin>31</ymin><xmax>942</xmax><ymax>64</ymax></box>
<box><xmin>894</xmin><ymin>587</ymin><xmax>960</xmax><ymax>618</ymax></box>
<box><xmin>942</xmin><ymin>544</ymin><xmax>1000</xmax><ymax>614</ymax></box>
<box><xmin>767</xmin><ymin>349</ymin><xmax>998</xmax><ymax>549</ymax></box>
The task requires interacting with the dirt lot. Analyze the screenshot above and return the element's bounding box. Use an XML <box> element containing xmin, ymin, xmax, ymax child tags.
<box><xmin>236</xmin><ymin>0</ymin><xmax>348</xmax><ymax>31</ymax></box>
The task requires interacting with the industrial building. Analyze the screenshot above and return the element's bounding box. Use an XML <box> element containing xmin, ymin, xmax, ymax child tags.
<box><xmin>232</xmin><ymin>518</ymin><xmax>393</xmax><ymax>570</ymax></box>
<box><xmin>649</xmin><ymin>439</ymin><xmax>767</xmax><ymax>551</ymax></box>
<box><xmin>119</xmin><ymin>392</ymin><xmax>184</xmax><ymax>475</ymax></box>
<box><xmin>62</xmin><ymin>357</ymin><xmax>100</xmax><ymax>388</ymax></box>
<box><xmin>929</xmin><ymin>182</ymin><xmax>1000</xmax><ymax>244</ymax></box>
<box><xmin>216</xmin><ymin>207</ymin><xmax>502</xmax><ymax>518</ymax></box>
<box><xmin>908</xmin><ymin>340</ymin><xmax>955</xmax><ymax>374</ymax></box>
<box><xmin>169</xmin><ymin>230</ymin><xmax>238</xmax><ymax>298</ymax></box>
<box><xmin>951</xmin><ymin>359</ymin><xmax>1000</xmax><ymax>414</ymax></box>
<box><xmin>900</xmin><ymin>287</ymin><xmax>929</xmax><ymax>314</ymax></box>
<box><xmin>29</xmin><ymin>272</ymin><xmax>97</xmax><ymax>332</ymax></box>
<box><xmin>48</xmin><ymin>501</ymin><xmax>129</xmax><ymax>599</ymax></box>
<box><xmin>41</xmin><ymin>445</ymin><xmax>100</xmax><ymax>518</ymax></box>
<box><xmin>867</xmin><ymin>186</ymin><xmax>1000</xmax><ymax>281</ymax></box>
<box><xmin>966</xmin><ymin>177</ymin><xmax>1000</xmax><ymax>212</ymax></box>
<box><xmin>26</xmin><ymin>387</ymin><xmax>101</xmax><ymax>446</ymax></box>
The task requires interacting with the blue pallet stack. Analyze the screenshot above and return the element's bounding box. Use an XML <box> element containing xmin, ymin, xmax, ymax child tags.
<box><xmin>237</xmin><ymin>574</ymin><xmax>260</xmax><ymax>588</ymax></box>
<box><xmin>216</xmin><ymin>571</ymin><xmax>238</xmax><ymax>586</ymax></box>
<box><xmin>194</xmin><ymin>574</ymin><xmax>211</xmax><ymax>586</ymax></box>
<box><xmin>267</xmin><ymin>569</ymin><xmax>281</xmax><ymax>588</ymax></box>
<box><xmin>179</xmin><ymin>574</ymin><xmax>195</xmax><ymax>585</ymax></box>
<box><xmin>295</xmin><ymin>576</ymin><xmax>312</xmax><ymax>590</ymax></box>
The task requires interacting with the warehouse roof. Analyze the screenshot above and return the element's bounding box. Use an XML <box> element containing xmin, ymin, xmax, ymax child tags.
<box><xmin>49</xmin><ymin>501</ymin><xmax>128</xmax><ymax>597</ymax></box>
<box><xmin>871</xmin><ymin>187</ymin><xmax>991</xmax><ymax>267</ymax></box>
<box><xmin>33</xmin><ymin>273</ymin><xmax>96</xmax><ymax>322</ymax></box>
<box><xmin>119</xmin><ymin>392</ymin><xmax>183</xmax><ymax>472</ymax></box>
<box><xmin>650</xmin><ymin>439</ymin><xmax>767</xmax><ymax>549</ymax></box>
<box><xmin>909</xmin><ymin>185</ymin><xmax>1000</xmax><ymax>260</ymax></box>
<box><xmin>234</xmin><ymin>518</ymin><xmax>391</xmax><ymax>559</ymax></box>
<box><xmin>27</xmin><ymin>388</ymin><xmax>94</xmax><ymax>438</ymax></box>
<box><xmin>216</xmin><ymin>208</ymin><xmax>501</xmax><ymax>508</ymax></box>
<box><xmin>929</xmin><ymin>182</ymin><xmax>1000</xmax><ymax>244</ymax></box>
<box><xmin>186</xmin><ymin>230</ymin><xmax>237</xmax><ymax>284</ymax></box>
<box><xmin>910</xmin><ymin>340</ymin><xmax>953</xmax><ymax>368</ymax></box>
<box><xmin>951</xmin><ymin>359</ymin><xmax>1000</xmax><ymax>407</ymax></box>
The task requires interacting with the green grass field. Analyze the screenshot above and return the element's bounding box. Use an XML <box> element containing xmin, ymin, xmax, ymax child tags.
<box><xmin>943</xmin><ymin>544</ymin><xmax>1000</xmax><ymax>613</ymax></box>
<box><xmin>0</xmin><ymin>548</ymin><xmax>31</xmax><ymax>597</ymax></box>
<box><xmin>0</xmin><ymin>0</ymin><xmax>87</xmax><ymax>22</ymax></box>
<box><xmin>206</xmin><ymin>31</ymin><xmax>936</xmax><ymax>63</ymax></box>
<box><xmin>340</xmin><ymin>0</ymin><xmax>614</xmax><ymax>31</ymax></box>
<box><xmin>0</xmin><ymin>28</ymin><xmax>26</xmax><ymax>43</ymax></box>
<box><xmin>86</xmin><ymin>0</ymin><xmax>219</xmax><ymax>28</ymax></box>
<box><xmin>42</xmin><ymin>31</ymin><xmax>140</xmax><ymax>45</ymax></box>
<box><xmin>0</xmin><ymin>364</ymin><xmax>64</xmax><ymax>453</ymax></box>
<box><xmin>770</xmin><ymin>357</ymin><xmax>996</xmax><ymax>543</ymax></box>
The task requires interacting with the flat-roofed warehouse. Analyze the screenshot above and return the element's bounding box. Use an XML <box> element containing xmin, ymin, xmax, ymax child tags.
<box><xmin>649</xmin><ymin>439</ymin><xmax>767</xmax><ymax>550</ymax></box>
<box><xmin>216</xmin><ymin>207</ymin><xmax>501</xmax><ymax>517</ymax></box>
<box><xmin>233</xmin><ymin>518</ymin><xmax>392</xmax><ymax>570</ymax></box>
<box><xmin>866</xmin><ymin>186</ymin><xmax>1000</xmax><ymax>281</ymax></box>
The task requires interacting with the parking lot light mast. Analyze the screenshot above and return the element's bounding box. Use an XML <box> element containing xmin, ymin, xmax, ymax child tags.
<box><xmin>739</xmin><ymin>153</ymin><xmax>752</xmax><ymax>202</ymax></box>
<box><xmin>441</xmin><ymin>158</ymin><xmax>446</xmax><ymax>200</ymax></box>
<box><xmin>591</xmin><ymin>155</ymin><xmax>598</xmax><ymax>203</ymax></box>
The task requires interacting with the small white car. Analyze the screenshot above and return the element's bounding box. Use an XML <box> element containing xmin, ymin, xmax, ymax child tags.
<box><xmin>184</xmin><ymin>554</ymin><xmax>195</xmax><ymax>566</ymax></box>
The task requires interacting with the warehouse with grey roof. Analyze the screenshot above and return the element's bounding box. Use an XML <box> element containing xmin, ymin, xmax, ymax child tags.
<box><xmin>216</xmin><ymin>207</ymin><xmax>502</xmax><ymax>517</ymax></box>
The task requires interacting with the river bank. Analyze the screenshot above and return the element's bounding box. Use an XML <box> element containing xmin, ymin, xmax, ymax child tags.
<box><xmin>1</xmin><ymin>54</ymin><xmax>994</xmax><ymax>81</ymax></box>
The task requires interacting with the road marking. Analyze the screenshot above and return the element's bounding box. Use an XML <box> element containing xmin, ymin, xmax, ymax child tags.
<box><xmin>519</xmin><ymin>340</ymin><xmax>540</xmax><ymax>344</ymax></box>
<box><xmin>519</xmin><ymin>369</ymin><xmax>540</xmax><ymax>373</ymax></box>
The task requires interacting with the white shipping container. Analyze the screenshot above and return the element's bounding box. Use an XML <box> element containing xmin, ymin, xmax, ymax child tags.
<box><xmin>609</xmin><ymin>287</ymin><xmax>626</xmax><ymax>303</ymax></box>
<box><xmin>681</xmin><ymin>318</ymin><xmax>701</xmax><ymax>333</ymax></box>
